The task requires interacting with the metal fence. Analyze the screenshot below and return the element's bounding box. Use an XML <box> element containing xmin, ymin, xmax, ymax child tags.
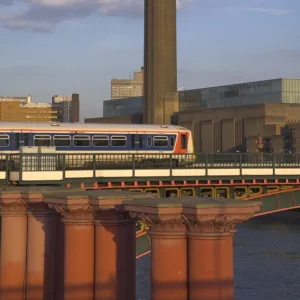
<box><xmin>2</xmin><ymin>152</ymin><xmax>300</xmax><ymax>173</ymax></box>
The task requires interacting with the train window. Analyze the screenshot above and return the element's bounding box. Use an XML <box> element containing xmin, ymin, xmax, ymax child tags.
<box><xmin>73</xmin><ymin>135</ymin><xmax>90</xmax><ymax>147</ymax></box>
<box><xmin>181</xmin><ymin>134</ymin><xmax>187</xmax><ymax>149</ymax></box>
<box><xmin>54</xmin><ymin>135</ymin><xmax>71</xmax><ymax>147</ymax></box>
<box><xmin>170</xmin><ymin>137</ymin><xmax>175</xmax><ymax>147</ymax></box>
<box><xmin>0</xmin><ymin>134</ymin><xmax>9</xmax><ymax>147</ymax></box>
<box><xmin>93</xmin><ymin>136</ymin><xmax>109</xmax><ymax>147</ymax></box>
<box><xmin>111</xmin><ymin>136</ymin><xmax>127</xmax><ymax>147</ymax></box>
<box><xmin>34</xmin><ymin>135</ymin><xmax>51</xmax><ymax>147</ymax></box>
<box><xmin>147</xmin><ymin>136</ymin><xmax>152</xmax><ymax>147</ymax></box>
<box><xmin>153</xmin><ymin>136</ymin><xmax>168</xmax><ymax>147</ymax></box>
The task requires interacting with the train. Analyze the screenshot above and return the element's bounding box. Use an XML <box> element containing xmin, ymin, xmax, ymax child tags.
<box><xmin>0</xmin><ymin>122</ymin><xmax>195</xmax><ymax>168</ymax></box>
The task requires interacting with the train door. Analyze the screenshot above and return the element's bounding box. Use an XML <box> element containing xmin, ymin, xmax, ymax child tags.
<box><xmin>19</xmin><ymin>132</ymin><xmax>30</xmax><ymax>147</ymax></box>
<box><xmin>13</xmin><ymin>133</ymin><xmax>20</xmax><ymax>150</ymax></box>
<box><xmin>131</xmin><ymin>134</ymin><xmax>145</xmax><ymax>152</ymax></box>
<box><xmin>177</xmin><ymin>132</ymin><xmax>187</xmax><ymax>154</ymax></box>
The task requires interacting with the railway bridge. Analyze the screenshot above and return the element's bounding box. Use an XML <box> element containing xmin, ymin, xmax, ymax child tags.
<box><xmin>0</xmin><ymin>152</ymin><xmax>299</xmax><ymax>299</ymax></box>
<box><xmin>1</xmin><ymin>152</ymin><xmax>300</xmax><ymax>199</ymax></box>
<box><xmin>1</xmin><ymin>151</ymin><xmax>300</xmax><ymax>258</ymax></box>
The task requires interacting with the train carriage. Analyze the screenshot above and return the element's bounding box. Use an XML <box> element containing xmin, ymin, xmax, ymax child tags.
<box><xmin>0</xmin><ymin>122</ymin><xmax>195</xmax><ymax>169</ymax></box>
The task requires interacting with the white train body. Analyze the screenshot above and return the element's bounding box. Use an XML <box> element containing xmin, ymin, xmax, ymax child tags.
<box><xmin>0</xmin><ymin>122</ymin><xmax>195</xmax><ymax>168</ymax></box>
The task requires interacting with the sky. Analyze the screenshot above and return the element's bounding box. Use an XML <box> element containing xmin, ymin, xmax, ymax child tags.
<box><xmin>0</xmin><ymin>0</ymin><xmax>299</xmax><ymax>120</ymax></box>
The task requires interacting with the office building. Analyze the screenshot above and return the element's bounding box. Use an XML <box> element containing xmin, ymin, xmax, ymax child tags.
<box><xmin>0</xmin><ymin>93</ymin><xmax>79</xmax><ymax>123</ymax></box>
<box><xmin>0</xmin><ymin>101</ymin><xmax>59</xmax><ymax>122</ymax></box>
<box><xmin>52</xmin><ymin>93</ymin><xmax>80</xmax><ymax>122</ymax></box>
<box><xmin>111</xmin><ymin>67</ymin><xmax>144</xmax><ymax>100</ymax></box>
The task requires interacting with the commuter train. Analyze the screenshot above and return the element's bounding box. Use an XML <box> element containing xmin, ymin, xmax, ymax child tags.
<box><xmin>0</xmin><ymin>122</ymin><xmax>194</xmax><ymax>167</ymax></box>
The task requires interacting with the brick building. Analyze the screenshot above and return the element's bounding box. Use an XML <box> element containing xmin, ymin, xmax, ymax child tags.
<box><xmin>86</xmin><ymin>78</ymin><xmax>300</xmax><ymax>153</ymax></box>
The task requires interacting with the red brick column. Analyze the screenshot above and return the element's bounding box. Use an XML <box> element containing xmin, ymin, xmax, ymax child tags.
<box><xmin>148</xmin><ymin>217</ymin><xmax>187</xmax><ymax>300</ymax></box>
<box><xmin>0</xmin><ymin>191</ymin><xmax>27</xmax><ymax>300</ymax></box>
<box><xmin>93</xmin><ymin>210</ymin><xmax>135</xmax><ymax>300</ymax></box>
<box><xmin>126</xmin><ymin>201</ymin><xmax>187</xmax><ymax>300</ymax></box>
<box><xmin>24</xmin><ymin>192</ymin><xmax>57</xmax><ymax>300</ymax></box>
<box><xmin>182</xmin><ymin>198</ymin><xmax>261</xmax><ymax>300</ymax></box>
<box><xmin>54</xmin><ymin>216</ymin><xmax>65</xmax><ymax>300</ymax></box>
<box><xmin>45</xmin><ymin>193</ymin><xmax>95</xmax><ymax>300</ymax></box>
<box><xmin>90</xmin><ymin>190</ymin><xmax>157</xmax><ymax>300</ymax></box>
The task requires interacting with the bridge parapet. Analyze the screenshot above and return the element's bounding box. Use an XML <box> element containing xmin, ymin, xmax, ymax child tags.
<box><xmin>3</xmin><ymin>152</ymin><xmax>300</xmax><ymax>185</ymax></box>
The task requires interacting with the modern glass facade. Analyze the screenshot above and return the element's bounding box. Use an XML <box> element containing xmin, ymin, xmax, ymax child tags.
<box><xmin>102</xmin><ymin>78</ymin><xmax>300</xmax><ymax>118</ymax></box>
<box><xmin>103</xmin><ymin>96</ymin><xmax>143</xmax><ymax>118</ymax></box>
<box><xmin>179</xmin><ymin>78</ymin><xmax>300</xmax><ymax>111</ymax></box>
<box><xmin>282</xmin><ymin>79</ymin><xmax>300</xmax><ymax>104</ymax></box>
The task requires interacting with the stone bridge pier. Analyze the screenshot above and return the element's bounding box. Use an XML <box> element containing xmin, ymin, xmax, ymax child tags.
<box><xmin>0</xmin><ymin>187</ymin><xmax>260</xmax><ymax>300</ymax></box>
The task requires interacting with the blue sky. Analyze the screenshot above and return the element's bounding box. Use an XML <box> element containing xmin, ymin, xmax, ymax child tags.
<box><xmin>0</xmin><ymin>0</ymin><xmax>299</xmax><ymax>119</ymax></box>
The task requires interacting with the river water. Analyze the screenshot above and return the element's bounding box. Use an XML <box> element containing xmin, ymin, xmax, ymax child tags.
<box><xmin>136</xmin><ymin>211</ymin><xmax>300</xmax><ymax>299</ymax></box>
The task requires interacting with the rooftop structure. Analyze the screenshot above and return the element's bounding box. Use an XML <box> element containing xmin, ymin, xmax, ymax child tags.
<box><xmin>179</xmin><ymin>78</ymin><xmax>300</xmax><ymax>111</ymax></box>
<box><xmin>0</xmin><ymin>95</ymin><xmax>31</xmax><ymax>104</ymax></box>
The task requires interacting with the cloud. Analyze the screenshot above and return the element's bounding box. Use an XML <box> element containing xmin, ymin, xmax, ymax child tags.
<box><xmin>0</xmin><ymin>0</ymin><xmax>193</xmax><ymax>32</ymax></box>
<box><xmin>0</xmin><ymin>0</ymin><xmax>14</xmax><ymax>5</ymax></box>
<box><xmin>229</xmin><ymin>7</ymin><xmax>292</xmax><ymax>15</ymax></box>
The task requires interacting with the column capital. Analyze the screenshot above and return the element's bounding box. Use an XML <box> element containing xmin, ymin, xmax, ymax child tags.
<box><xmin>129</xmin><ymin>211</ymin><xmax>186</xmax><ymax>234</ymax></box>
<box><xmin>22</xmin><ymin>189</ymin><xmax>54</xmax><ymax>216</ymax></box>
<box><xmin>182</xmin><ymin>197</ymin><xmax>261</xmax><ymax>236</ymax></box>
<box><xmin>44</xmin><ymin>191</ymin><xmax>94</xmax><ymax>223</ymax></box>
<box><xmin>182</xmin><ymin>213</ymin><xmax>250</xmax><ymax>236</ymax></box>
<box><xmin>89</xmin><ymin>189</ymin><xmax>157</xmax><ymax>225</ymax></box>
<box><xmin>123</xmin><ymin>198</ymin><xmax>185</xmax><ymax>235</ymax></box>
<box><xmin>0</xmin><ymin>191</ymin><xmax>27</xmax><ymax>215</ymax></box>
<box><xmin>48</xmin><ymin>203</ymin><xmax>94</xmax><ymax>223</ymax></box>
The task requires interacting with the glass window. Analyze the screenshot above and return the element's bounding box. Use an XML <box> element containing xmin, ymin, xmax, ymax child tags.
<box><xmin>153</xmin><ymin>136</ymin><xmax>168</xmax><ymax>147</ymax></box>
<box><xmin>111</xmin><ymin>136</ymin><xmax>127</xmax><ymax>147</ymax></box>
<box><xmin>181</xmin><ymin>134</ymin><xmax>187</xmax><ymax>149</ymax></box>
<box><xmin>54</xmin><ymin>135</ymin><xmax>71</xmax><ymax>147</ymax></box>
<box><xmin>147</xmin><ymin>136</ymin><xmax>152</xmax><ymax>147</ymax></box>
<box><xmin>73</xmin><ymin>135</ymin><xmax>90</xmax><ymax>147</ymax></box>
<box><xmin>0</xmin><ymin>134</ymin><xmax>10</xmax><ymax>147</ymax></box>
<box><xmin>34</xmin><ymin>135</ymin><xmax>51</xmax><ymax>146</ymax></box>
<box><xmin>93</xmin><ymin>136</ymin><xmax>109</xmax><ymax>147</ymax></box>
<box><xmin>170</xmin><ymin>137</ymin><xmax>175</xmax><ymax>147</ymax></box>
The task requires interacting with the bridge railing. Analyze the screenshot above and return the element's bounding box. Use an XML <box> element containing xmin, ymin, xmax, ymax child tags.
<box><xmin>4</xmin><ymin>152</ymin><xmax>300</xmax><ymax>173</ymax></box>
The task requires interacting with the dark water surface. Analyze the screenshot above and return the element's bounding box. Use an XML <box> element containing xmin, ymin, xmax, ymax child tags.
<box><xmin>136</xmin><ymin>211</ymin><xmax>300</xmax><ymax>299</ymax></box>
